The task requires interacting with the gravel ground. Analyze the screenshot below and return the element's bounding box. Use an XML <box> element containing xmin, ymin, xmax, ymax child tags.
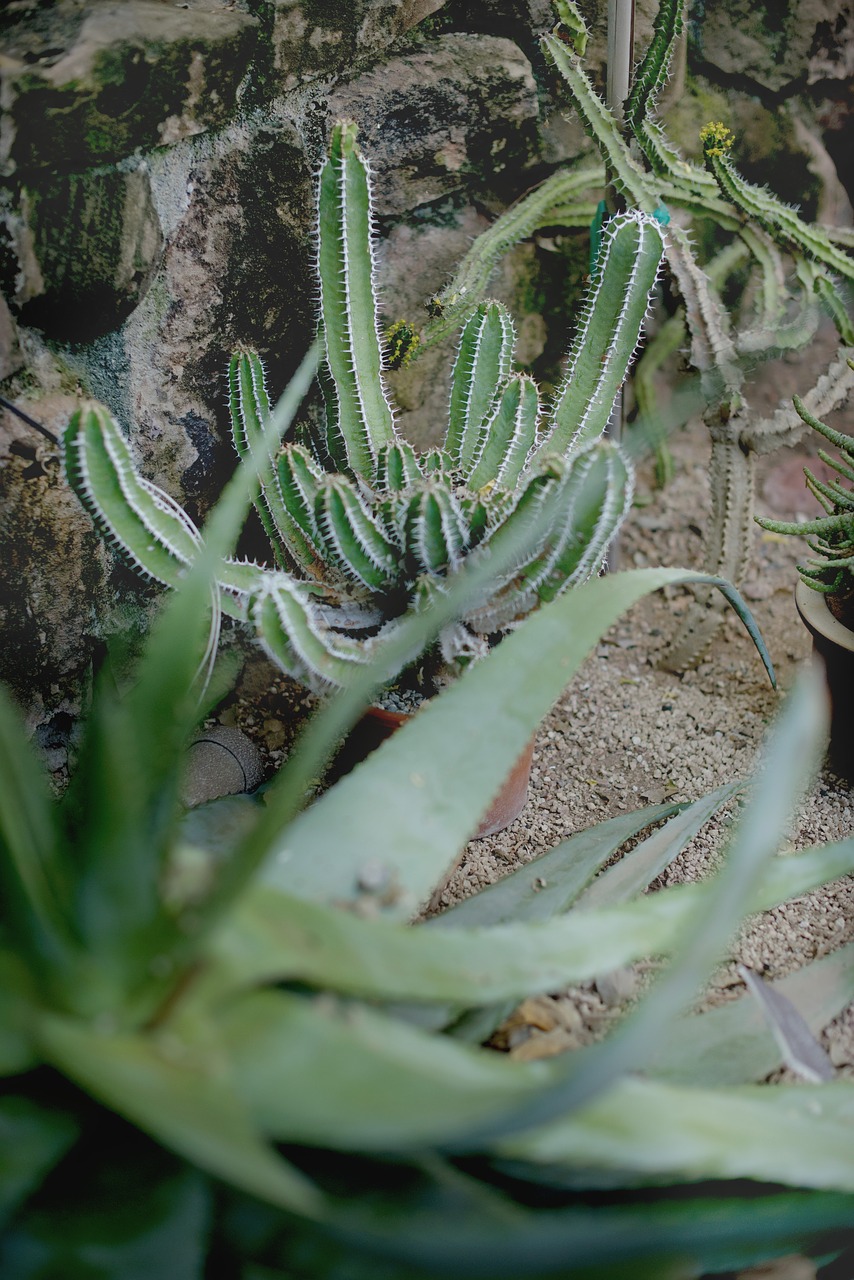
<box><xmin>221</xmin><ymin>415</ymin><xmax>854</xmax><ymax>1077</ymax></box>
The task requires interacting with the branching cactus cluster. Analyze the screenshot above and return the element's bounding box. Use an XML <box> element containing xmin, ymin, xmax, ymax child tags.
<box><xmin>64</xmin><ymin>122</ymin><xmax>664</xmax><ymax>697</ymax></box>
<box><xmin>418</xmin><ymin>0</ymin><xmax>854</xmax><ymax>669</ymax></box>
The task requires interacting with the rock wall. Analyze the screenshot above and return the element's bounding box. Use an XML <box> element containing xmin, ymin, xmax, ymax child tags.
<box><xmin>0</xmin><ymin>0</ymin><xmax>851</xmax><ymax>753</ymax></box>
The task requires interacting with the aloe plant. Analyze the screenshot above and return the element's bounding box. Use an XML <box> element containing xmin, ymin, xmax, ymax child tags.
<box><xmin>417</xmin><ymin>0</ymin><xmax>854</xmax><ymax>671</ymax></box>
<box><xmin>5</xmin><ymin>472</ymin><xmax>854</xmax><ymax>1275</ymax></box>
<box><xmin>63</xmin><ymin>121</ymin><xmax>665</xmax><ymax>699</ymax></box>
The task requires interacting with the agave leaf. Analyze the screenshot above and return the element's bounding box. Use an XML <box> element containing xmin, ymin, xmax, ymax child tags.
<box><xmin>429</xmin><ymin>802</ymin><xmax>684</xmax><ymax>930</ymax></box>
<box><xmin>575</xmin><ymin>780</ymin><xmax>742</xmax><ymax>910</ymax></box>
<box><xmin>0</xmin><ymin>1095</ymin><xmax>79</xmax><ymax>1230</ymax></box>
<box><xmin>327</xmin><ymin>1184</ymin><xmax>854</xmax><ymax>1278</ymax></box>
<box><xmin>264</xmin><ymin>567</ymin><xmax>773</xmax><ymax>915</ymax></box>
<box><xmin>650</xmin><ymin>941</ymin><xmax>854</xmax><ymax>1086</ymax></box>
<box><xmin>37</xmin><ymin>1012</ymin><xmax>323</xmax><ymax>1218</ymax></box>
<box><xmin>440</xmin><ymin>668</ymin><xmax>824</xmax><ymax>1147</ymax></box>
<box><xmin>498</xmin><ymin>1075</ymin><xmax>854</xmax><ymax>1193</ymax></box>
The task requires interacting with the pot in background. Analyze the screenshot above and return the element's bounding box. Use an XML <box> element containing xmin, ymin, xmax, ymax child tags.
<box><xmin>795</xmin><ymin>579</ymin><xmax>854</xmax><ymax>777</ymax></box>
<box><xmin>329</xmin><ymin>704</ymin><xmax>535</xmax><ymax>839</ymax></box>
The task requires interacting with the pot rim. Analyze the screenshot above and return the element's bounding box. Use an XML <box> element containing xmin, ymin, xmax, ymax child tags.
<box><xmin>795</xmin><ymin>578</ymin><xmax>854</xmax><ymax>653</ymax></box>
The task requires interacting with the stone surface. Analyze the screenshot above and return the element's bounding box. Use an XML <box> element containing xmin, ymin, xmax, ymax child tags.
<box><xmin>262</xmin><ymin>0</ymin><xmax>447</xmax><ymax>88</ymax></box>
<box><xmin>2</xmin><ymin>164</ymin><xmax>163</xmax><ymax>341</ymax></box>
<box><xmin>693</xmin><ymin>0</ymin><xmax>853</xmax><ymax>93</ymax></box>
<box><xmin>329</xmin><ymin>33</ymin><xmax>541</xmax><ymax>215</ymax></box>
<box><xmin>0</xmin><ymin>292</ymin><xmax>23</xmax><ymax>379</ymax></box>
<box><xmin>0</xmin><ymin>1</ymin><xmax>260</xmax><ymax>176</ymax></box>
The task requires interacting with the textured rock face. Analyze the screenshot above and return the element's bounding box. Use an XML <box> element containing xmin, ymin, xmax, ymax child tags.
<box><xmin>695</xmin><ymin>0</ymin><xmax>854</xmax><ymax>92</ymax></box>
<box><xmin>0</xmin><ymin>0</ymin><xmax>852</xmax><ymax>734</ymax></box>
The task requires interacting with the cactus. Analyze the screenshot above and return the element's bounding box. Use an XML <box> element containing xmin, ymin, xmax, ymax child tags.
<box><xmin>66</xmin><ymin>122</ymin><xmax>664</xmax><ymax>697</ymax></box>
<box><xmin>755</xmin><ymin>361</ymin><xmax>854</xmax><ymax>623</ymax></box>
<box><xmin>415</xmin><ymin>0</ymin><xmax>854</xmax><ymax>669</ymax></box>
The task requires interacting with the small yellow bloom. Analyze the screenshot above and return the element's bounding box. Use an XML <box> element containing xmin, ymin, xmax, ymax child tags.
<box><xmin>699</xmin><ymin>121</ymin><xmax>735</xmax><ymax>158</ymax></box>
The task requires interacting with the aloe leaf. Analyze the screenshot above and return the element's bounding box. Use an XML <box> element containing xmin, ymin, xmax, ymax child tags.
<box><xmin>498</xmin><ymin>1075</ymin><xmax>854</xmax><ymax>1193</ymax></box>
<box><xmin>200</xmin><ymin>831</ymin><xmax>854</xmax><ymax>1013</ymax></box>
<box><xmin>328</xmin><ymin>1186</ymin><xmax>854</xmax><ymax>1278</ymax></box>
<box><xmin>430</xmin><ymin>802</ymin><xmax>684</xmax><ymax>930</ymax></box>
<box><xmin>264</xmin><ymin>567</ymin><xmax>773</xmax><ymax>915</ymax></box>
<box><xmin>0</xmin><ymin>1096</ymin><xmax>79</xmax><ymax>1230</ymax></box>
<box><xmin>650</xmin><ymin>941</ymin><xmax>854</xmax><ymax>1086</ymax></box>
<box><xmin>738</xmin><ymin>964</ymin><xmax>835</xmax><ymax>1082</ymax></box>
<box><xmin>575</xmin><ymin>780</ymin><xmax>742</xmax><ymax>910</ymax></box>
<box><xmin>0</xmin><ymin>1148</ymin><xmax>209</xmax><ymax>1280</ymax></box>
<box><xmin>440</xmin><ymin>667</ymin><xmax>823</xmax><ymax>1147</ymax></box>
<box><xmin>0</xmin><ymin>689</ymin><xmax>71</xmax><ymax>976</ymax></box>
<box><xmin>217</xmin><ymin>989</ymin><xmax>551</xmax><ymax>1152</ymax></box>
<box><xmin>38</xmin><ymin>1013</ymin><xmax>323</xmax><ymax>1218</ymax></box>
<box><xmin>0</xmin><ymin>951</ymin><xmax>38</xmax><ymax>1076</ymax></box>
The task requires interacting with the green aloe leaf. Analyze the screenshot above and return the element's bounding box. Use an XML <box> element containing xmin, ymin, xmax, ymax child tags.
<box><xmin>498</xmin><ymin>1075</ymin><xmax>854</xmax><ymax>1193</ymax></box>
<box><xmin>217</xmin><ymin>989</ymin><xmax>552</xmax><ymax>1152</ymax></box>
<box><xmin>0</xmin><ymin>1096</ymin><xmax>79</xmax><ymax>1230</ymax></box>
<box><xmin>650</xmin><ymin>940</ymin><xmax>854</xmax><ymax>1086</ymax></box>
<box><xmin>429</xmin><ymin>801</ymin><xmax>684</xmax><ymax>929</ymax></box>
<box><xmin>264</xmin><ymin>567</ymin><xmax>773</xmax><ymax>915</ymax></box>
<box><xmin>38</xmin><ymin>1013</ymin><xmax>323</xmax><ymax>1219</ymax></box>
<box><xmin>199</xmin><ymin>833</ymin><xmax>854</xmax><ymax>1010</ymax></box>
<box><xmin>0</xmin><ymin>1144</ymin><xmax>209</xmax><ymax>1280</ymax></box>
<box><xmin>437</xmin><ymin>667</ymin><xmax>824</xmax><ymax>1148</ymax></box>
<box><xmin>575</xmin><ymin>780</ymin><xmax>742</xmax><ymax>910</ymax></box>
<box><xmin>326</xmin><ymin>1185</ymin><xmax>854</xmax><ymax>1278</ymax></box>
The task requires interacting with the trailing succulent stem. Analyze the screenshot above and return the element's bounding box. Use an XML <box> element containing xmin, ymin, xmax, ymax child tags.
<box><xmin>66</xmin><ymin>122</ymin><xmax>663</xmax><ymax>697</ymax></box>
<box><xmin>409</xmin><ymin>0</ymin><xmax>854</xmax><ymax>669</ymax></box>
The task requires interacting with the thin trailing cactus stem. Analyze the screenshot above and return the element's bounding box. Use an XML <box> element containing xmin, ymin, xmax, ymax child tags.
<box><xmin>318</xmin><ymin>120</ymin><xmax>396</xmax><ymax>479</ymax></box>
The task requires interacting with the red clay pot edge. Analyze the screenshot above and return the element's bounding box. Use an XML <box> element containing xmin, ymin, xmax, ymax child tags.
<box><xmin>364</xmin><ymin>705</ymin><xmax>535</xmax><ymax>839</ymax></box>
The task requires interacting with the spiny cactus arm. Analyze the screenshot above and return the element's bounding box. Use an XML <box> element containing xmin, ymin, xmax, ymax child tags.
<box><xmin>446</xmin><ymin>302</ymin><xmax>516</xmax><ymax>474</ymax></box>
<box><xmin>318</xmin><ymin>120</ymin><xmax>396</xmax><ymax>479</ymax></box>
<box><xmin>402</xmin><ymin>483</ymin><xmax>470</xmax><ymax>577</ymax></box>
<box><xmin>700</xmin><ymin>123</ymin><xmax>854</xmax><ymax>284</ymax></box>
<box><xmin>537</xmin><ymin>212</ymin><xmax>664</xmax><ymax>458</ymax></box>
<box><xmin>521</xmin><ymin>442</ymin><xmax>632</xmax><ymax>603</ymax></box>
<box><xmin>273</xmin><ymin>443</ymin><xmax>337</xmax><ymax>578</ymax></box>
<box><xmin>251</xmin><ymin>577</ymin><xmax>401</xmax><ymax>694</ymax></box>
<box><xmin>227</xmin><ymin>351</ymin><xmax>292</xmax><ymax>567</ymax></box>
<box><xmin>541</xmin><ymin>33</ymin><xmax>652</xmax><ymax>210</ymax></box>
<box><xmin>813</xmin><ymin>273</ymin><xmax>854</xmax><ymax>346</ymax></box>
<box><xmin>624</xmin><ymin>0</ymin><xmax>681</xmax><ymax>132</ymax></box>
<box><xmin>375</xmin><ymin>440</ymin><xmax>424</xmax><ymax>492</ymax></box>
<box><xmin>664</xmin><ymin>222</ymin><xmax>740</xmax><ymax>395</ymax></box>
<box><xmin>467</xmin><ymin>374</ymin><xmax>540</xmax><ymax>492</ymax></box>
<box><xmin>64</xmin><ymin>403</ymin><xmax>245</xmax><ymax>622</ymax></box>
<box><xmin>658</xmin><ymin>434</ymin><xmax>755</xmax><ymax>672</ymax></box>
<box><xmin>313</xmin><ymin>476</ymin><xmax>400</xmax><ymax>592</ymax></box>
<box><xmin>419</xmin><ymin>165</ymin><xmax>604</xmax><ymax>349</ymax></box>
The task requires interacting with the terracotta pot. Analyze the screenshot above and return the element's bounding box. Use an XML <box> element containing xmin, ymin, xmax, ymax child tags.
<box><xmin>329</xmin><ymin>704</ymin><xmax>535</xmax><ymax>839</ymax></box>
<box><xmin>795</xmin><ymin>579</ymin><xmax>854</xmax><ymax>777</ymax></box>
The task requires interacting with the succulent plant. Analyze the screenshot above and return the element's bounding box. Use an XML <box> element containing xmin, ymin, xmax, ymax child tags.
<box><xmin>756</xmin><ymin>362</ymin><xmax>854</xmax><ymax>624</ymax></box>
<box><xmin>64</xmin><ymin>121</ymin><xmax>664</xmax><ymax>698</ymax></box>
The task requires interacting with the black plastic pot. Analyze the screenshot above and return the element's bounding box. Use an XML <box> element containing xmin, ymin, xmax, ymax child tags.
<box><xmin>795</xmin><ymin>579</ymin><xmax>854</xmax><ymax>778</ymax></box>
